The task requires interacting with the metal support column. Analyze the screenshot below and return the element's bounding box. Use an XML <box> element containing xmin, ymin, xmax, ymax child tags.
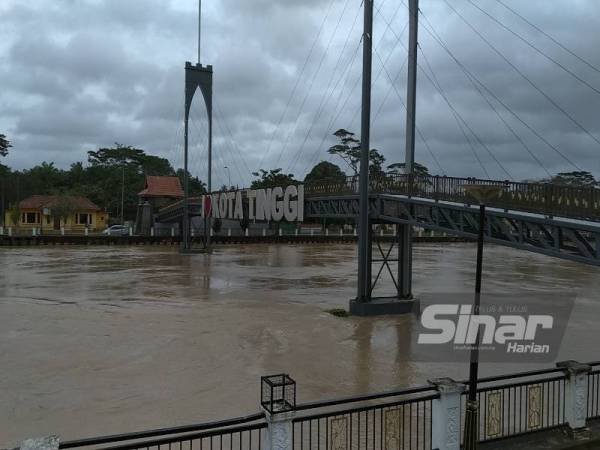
<box><xmin>399</xmin><ymin>0</ymin><xmax>419</xmax><ymax>299</ymax></box>
<box><xmin>356</xmin><ymin>0</ymin><xmax>374</xmax><ymax>302</ymax></box>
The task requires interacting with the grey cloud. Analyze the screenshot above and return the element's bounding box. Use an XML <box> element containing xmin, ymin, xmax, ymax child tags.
<box><xmin>1</xmin><ymin>0</ymin><xmax>600</xmax><ymax>187</ymax></box>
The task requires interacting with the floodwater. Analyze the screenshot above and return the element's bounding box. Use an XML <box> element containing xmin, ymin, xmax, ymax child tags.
<box><xmin>0</xmin><ymin>243</ymin><xmax>599</xmax><ymax>445</ymax></box>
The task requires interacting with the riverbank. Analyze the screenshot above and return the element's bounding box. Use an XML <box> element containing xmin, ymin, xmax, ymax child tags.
<box><xmin>0</xmin><ymin>234</ymin><xmax>470</xmax><ymax>246</ymax></box>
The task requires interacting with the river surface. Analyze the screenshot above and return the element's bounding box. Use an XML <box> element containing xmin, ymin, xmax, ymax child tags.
<box><xmin>0</xmin><ymin>243</ymin><xmax>599</xmax><ymax>445</ymax></box>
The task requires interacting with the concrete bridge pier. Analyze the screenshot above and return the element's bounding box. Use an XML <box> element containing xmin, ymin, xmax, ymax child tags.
<box><xmin>182</xmin><ymin>61</ymin><xmax>213</xmax><ymax>253</ymax></box>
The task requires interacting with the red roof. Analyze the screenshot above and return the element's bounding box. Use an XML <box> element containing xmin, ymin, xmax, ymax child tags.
<box><xmin>19</xmin><ymin>195</ymin><xmax>102</xmax><ymax>211</ymax></box>
<box><xmin>138</xmin><ymin>176</ymin><xmax>184</xmax><ymax>198</ymax></box>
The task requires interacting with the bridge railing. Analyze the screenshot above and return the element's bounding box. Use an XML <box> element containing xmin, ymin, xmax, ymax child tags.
<box><xmin>158</xmin><ymin>175</ymin><xmax>599</xmax><ymax>223</ymax></box>
<box><xmin>305</xmin><ymin>175</ymin><xmax>600</xmax><ymax>222</ymax></box>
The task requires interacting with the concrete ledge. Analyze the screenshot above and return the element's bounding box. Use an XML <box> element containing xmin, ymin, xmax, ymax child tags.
<box><xmin>349</xmin><ymin>297</ymin><xmax>418</xmax><ymax>316</ymax></box>
<box><xmin>480</xmin><ymin>420</ymin><xmax>600</xmax><ymax>449</ymax></box>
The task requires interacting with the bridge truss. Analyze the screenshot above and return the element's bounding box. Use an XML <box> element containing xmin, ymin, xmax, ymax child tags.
<box><xmin>305</xmin><ymin>193</ymin><xmax>600</xmax><ymax>267</ymax></box>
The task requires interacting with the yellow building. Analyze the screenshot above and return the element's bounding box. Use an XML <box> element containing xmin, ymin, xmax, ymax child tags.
<box><xmin>4</xmin><ymin>195</ymin><xmax>108</xmax><ymax>233</ymax></box>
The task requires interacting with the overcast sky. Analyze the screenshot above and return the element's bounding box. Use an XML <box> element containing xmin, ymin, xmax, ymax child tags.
<box><xmin>1</xmin><ymin>0</ymin><xmax>599</xmax><ymax>186</ymax></box>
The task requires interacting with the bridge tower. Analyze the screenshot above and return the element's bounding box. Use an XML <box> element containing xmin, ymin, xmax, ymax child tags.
<box><xmin>349</xmin><ymin>0</ymin><xmax>418</xmax><ymax>315</ymax></box>
<box><xmin>182</xmin><ymin>0</ymin><xmax>212</xmax><ymax>252</ymax></box>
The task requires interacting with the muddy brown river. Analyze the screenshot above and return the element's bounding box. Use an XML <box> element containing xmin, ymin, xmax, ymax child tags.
<box><xmin>1</xmin><ymin>243</ymin><xmax>599</xmax><ymax>445</ymax></box>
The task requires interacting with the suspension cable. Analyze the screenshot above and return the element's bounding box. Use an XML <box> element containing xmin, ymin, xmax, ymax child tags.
<box><xmin>418</xmin><ymin>10</ymin><xmax>583</xmax><ymax>172</ymax></box>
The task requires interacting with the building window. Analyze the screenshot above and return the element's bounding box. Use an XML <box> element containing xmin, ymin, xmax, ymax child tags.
<box><xmin>76</xmin><ymin>213</ymin><xmax>92</xmax><ymax>225</ymax></box>
<box><xmin>22</xmin><ymin>212</ymin><xmax>39</xmax><ymax>224</ymax></box>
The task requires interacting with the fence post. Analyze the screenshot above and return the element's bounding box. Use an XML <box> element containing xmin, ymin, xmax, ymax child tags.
<box><xmin>279</xmin><ymin>228</ymin><xmax>283</xmax><ymax>237</ymax></box>
<box><xmin>325</xmin><ymin>228</ymin><xmax>329</xmax><ymax>236</ymax></box>
<box><xmin>19</xmin><ymin>436</ymin><xmax>60</xmax><ymax>450</ymax></box>
<box><xmin>8</xmin><ymin>227</ymin><xmax>12</xmax><ymax>236</ymax></box>
<box><xmin>557</xmin><ymin>360</ymin><xmax>592</xmax><ymax>437</ymax></box>
<box><xmin>429</xmin><ymin>378</ymin><xmax>466</xmax><ymax>450</ymax></box>
<box><xmin>245</xmin><ymin>228</ymin><xmax>249</xmax><ymax>237</ymax></box>
<box><xmin>84</xmin><ymin>227</ymin><xmax>89</xmax><ymax>236</ymax></box>
<box><xmin>0</xmin><ymin>226</ymin><xmax>3</xmax><ymax>235</ymax></box>
<box><xmin>261</xmin><ymin>376</ymin><xmax>296</xmax><ymax>450</ymax></box>
<box><xmin>171</xmin><ymin>227</ymin><xmax>175</xmax><ymax>237</ymax></box>
<box><xmin>228</xmin><ymin>228</ymin><xmax>232</xmax><ymax>237</ymax></box>
<box><xmin>151</xmin><ymin>227</ymin><xmax>155</xmax><ymax>237</ymax></box>
<box><xmin>61</xmin><ymin>227</ymin><xmax>65</xmax><ymax>236</ymax></box>
<box><xmin>129</xmin><ymin>227</ymin><xmax>133</xmax><ymax>236</ymax></box>
<box><xmin>262</xmin><ymin>228</ymin><xmax>266</xmax><ymax>237</ymax></box>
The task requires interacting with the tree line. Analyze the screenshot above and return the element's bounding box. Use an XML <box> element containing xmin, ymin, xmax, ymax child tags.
<box><xmin>1</xmin><ymin>130</ymin><xmax>598</xmax><ymax>224</ymax></box>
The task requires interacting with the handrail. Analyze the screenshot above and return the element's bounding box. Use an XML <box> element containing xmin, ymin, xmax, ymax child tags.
<box><xmin>59</xmin><ymin>412</ymin><xmax>265</xmax><ymax>449</ymax></box>
<box><xmin>294</xmin><ymin>384</ymin><xmax>435</xmax><ymax>411</ymax></box>
<box><xmin>293</xmin><ymin>393</ymin><xmax>440</xmax><ymax>422</ymax></box>
<box><xmin>159</xmin><ymin>174</ymin><xmax>600</xmax><ymax>223</ymax></box>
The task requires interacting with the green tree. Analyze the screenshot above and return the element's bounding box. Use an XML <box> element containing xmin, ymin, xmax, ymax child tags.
<box><xmin>51</xmin><ymin>196</ymin><xmax>77</xmax><ymax>226</ymax></box>
<box><xmin>549</xmin><ymin>171</ymin><xmax>598</xmax><ymax>188</ymax></box>
<box><xmin>251</xmin><ymin>169</ymin><xmax>296</xmax><ymax>189</ymax></box>
<box><xmin>387</xmin><ymin>162</ymin><xmax>430</xmax><ymax>177</ymax></box>
<box><xmin>8</xmin><ymin>204</ymin><xmax>20</xmax><ymax>228</ymax></box>
<box><xmin>304</xmin><ymin>161</ymin><xmax>346</xmax><ymax>185</ymax></box>
<box><xmin>176</xmin><ymin>169</ymin><xmax>207</xmax><ymax>195</ymax></box>
<box><xmin>327</xmin><ymin>129</ymin><xmax>386</xmax><ymax>178</ymax></box>
<box><xmin>23</xmin><ymin>162</ymin><xmax>68</xmax><ymax>195</ymax></box>
<box><xmin>86</xmin><ymin>144</ymin><xmax>176</xmax><ymax>219</ymax></box>
<box><xmin>0</xmin><ymin>134</ymin><xmax>11</xmax><ymax>158</ymax></box>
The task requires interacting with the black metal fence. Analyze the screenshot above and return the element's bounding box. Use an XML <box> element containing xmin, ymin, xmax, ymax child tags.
<box><xmin>55</xmin><ymin>362</ymin><xmax>600</xmax><ymax>450</ymax></box>
<box><xmin>459</xmin><ymin>368</ymin><xmax>567</xmax><ymax>444</ymax></box>
<box><xmin>292</xmin><ymin>388</ymin><xmax>436</xmax><ymax>450</ymax></box>
<box><xmin>588</xmin><ymin>368</ymin><xmax>600</xmax><ymax>420</ymax></box>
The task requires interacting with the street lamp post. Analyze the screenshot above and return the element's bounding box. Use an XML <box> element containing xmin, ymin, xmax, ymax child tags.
<box><xmin>224</xmin><ymin>166</ymin><xmax>231</xmax><ymax>189</ymax></box>
<box><xmin>462</xmin><ymin>184</ymin><xmax>504</xmax><ymax>450</ymax></box>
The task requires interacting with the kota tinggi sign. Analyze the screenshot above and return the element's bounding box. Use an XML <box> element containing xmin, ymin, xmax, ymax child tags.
<box><xmin>199</xmin><ymin>185</ymin><xmax>304</xmax><ymax>222</ymax></box>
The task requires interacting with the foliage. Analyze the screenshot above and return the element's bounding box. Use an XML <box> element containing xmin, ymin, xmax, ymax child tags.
<box><xmin>387</xmin><ymin>162</ymin><xmax>430</xmax><ymax>177</ymax></box>
<box><xmin>0</xmin><ymin>134</ymin><xmax>11</xmax><ymax>157</ymax></box>
<box><xmin>327</xmin><ymin>129</ymin><xmax>386</xmax><ymax>178</ymax></box>
<box><xmin>51</xmin><ymin>196</ymin><xmax>77</xmax><ymax>223</ymax></box>
<box><xmin>304</xmin><ymin>161</ymin><xmax>346</xmax><ymax>185</ymax></box>
<box><xmin>0</xmin><ymin>144</ymin><xmax>207</xmax><ymax>222</ymax></box>
<box><xmin>8</xmin><ymin>204</ymin><xmax>20</xmax><ymax>227</ymax></box>
<box><xmin>326</xmin><ymin>308</ymin><xmax>349</xmax><ymax>318</ymax></box>
<box><xmin>250</xmin><ymin>168</ymin><xmax>296</xmax><ymax>189</ymax></box>
<box><xmin>548</xmin><ymin>171</ymin><xmax>598</xmax><ymax>188</ymax></box>
<box><xmin>176</xmin><ymin>169</ymin><xmax>207</xmax><ymax>196</ymax></box>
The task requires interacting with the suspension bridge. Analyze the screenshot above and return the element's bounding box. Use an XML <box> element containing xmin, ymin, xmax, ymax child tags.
<box><xmin>9</xmin><ymin>1</ymin><xmax>600</xmax><ymax>449</ymax></box>
<box><xmin>153</xmin><ymin>0</ymin><xmax>600</xmax><ymax>315</ymax></box>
